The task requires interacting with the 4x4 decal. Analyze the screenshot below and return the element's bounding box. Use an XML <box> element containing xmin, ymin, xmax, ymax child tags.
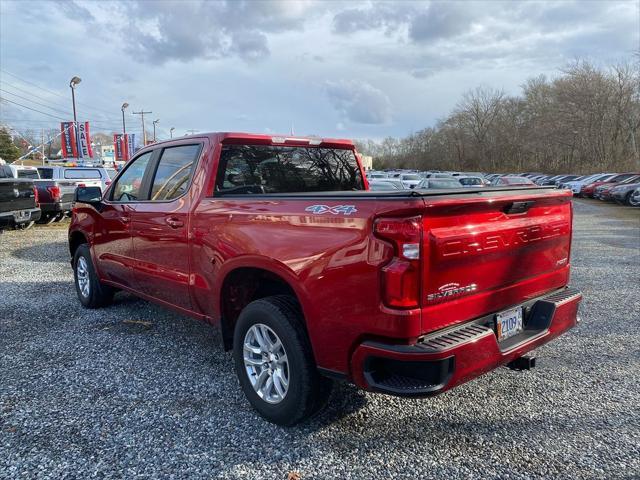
<box><xmin>305</xmin><ymin>205</ymin><xmax>357</xmax><ymax>215</ymax></box>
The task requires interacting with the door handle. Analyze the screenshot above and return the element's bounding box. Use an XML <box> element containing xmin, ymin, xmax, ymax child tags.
<box><xmin>165</xmin><ymin>217</ymin><xmax>184</xmax><ymax>229</ymax></box>
<box><xmin>121</xmin><ymin>215</ymin><xmax>130</xmax><ymax>224</ymax></box>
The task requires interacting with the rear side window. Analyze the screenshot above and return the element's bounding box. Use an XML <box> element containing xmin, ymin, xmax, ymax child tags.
<box><xmin>64</xmin><ymin>169</ymin><xmax>101</xmax><ymax>179</ymax></box>
<box><xmin>17</xmin><ymin>169</ymin><xmax>39</xmax><ymax>179</ymax></box>
<box><xmin>149</xmin><ymin>144</ymin><xmax>200</xmax><ymax>201</ymax></box>
<box><xmin>215</xmin><ymin>145</ymin><xmax>364</xmax><ymax>194</ymax></box>
<box><xmin>37</xmin><ymin>168</ymin><xmax>53</xmax><ymax>179</ymax></box>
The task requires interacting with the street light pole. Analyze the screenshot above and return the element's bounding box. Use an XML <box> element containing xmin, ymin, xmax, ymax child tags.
<box><xmin>170</xmin><ymin>127</ymin><xmax>175</xmax><ymax>138</ymax></box>
<box><xmin>152</xmin><ymin>119</ymin><xmax>159</xmax><ymax>142</ymax></box>
<box><xmin>121</xmin><ymin>102</ymin><xmax>129</xmax><ymax>134</ymax></box>
<box><xmin>69</xmin><ymin>76</ymin><xmax>82</xmax><ymax>159</ymax></box>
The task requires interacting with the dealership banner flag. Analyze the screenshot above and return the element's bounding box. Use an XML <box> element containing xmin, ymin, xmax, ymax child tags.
<box><xmin>77</xmin><ymin>122</ymin><xmax>93</xmax><ymax>158</ymax></box>
<box><xmin>60</xmin><ymin>122</ymin><xmax>78</xmax><ymax>158</ymax></box>
<box><xmin>114</xmin><ymin>134</ymin><xmax>127</xmax><ymax>161</ymax></box>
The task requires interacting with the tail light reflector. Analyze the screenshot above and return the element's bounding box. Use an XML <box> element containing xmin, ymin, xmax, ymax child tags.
<box><xmin>374</xmin><ymin>216</ymin><xmax>422</xmax><ymax>309</ymax></box>
<box><xmin>32</xmin><ymin>186</ymin><xmax>39</xmax><ymax>206</ymax></box>
<box><xmin>47</xmin><ymin>185</ymin><xmax>61</xmax><ymax>201</ymax></box>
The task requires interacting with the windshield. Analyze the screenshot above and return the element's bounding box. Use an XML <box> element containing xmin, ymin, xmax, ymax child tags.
<box><xmin>401</xmin><ymin>174</ymin><xmax>421</xmax><ymax>181</ymax></box>
<box><xmin>459</xmin><ymin>177</ymin><xmax>483</xmax><ymax>186</ymax></box>
<box><xmin>500</xmin><ymin>176</ymin><xmax>534</xmax><ymax>185</ymax></box>
<box><xmin>216</xmin><ymin>145</ymin><xmax>364</xmax><ymax>194</ymax></box>
<box><xmin>369</xmin><ymin>182</ymin><xmax>399</xmax><ymax>191</ymax></box>
<box><xmin>427</xmin><ymin>179</ymin><xmax>462</xmax><ymax>188</ymax></box>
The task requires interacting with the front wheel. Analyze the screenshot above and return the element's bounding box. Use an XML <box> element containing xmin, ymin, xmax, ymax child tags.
<box><xmin>73</xmin><ymin>244</ymin><xmax>114</xmax><ymax>308</ymax></box>
<box><xmin>233</xmin><ymin>295</ymin><xmax>332</xmax><ymax>426</ymax></box>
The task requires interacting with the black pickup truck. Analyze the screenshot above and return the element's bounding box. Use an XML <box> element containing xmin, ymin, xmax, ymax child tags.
<box><xmin>0</xmin><ymin>164</ymin><xmax>41</xmax><ymax>231</ymax></box>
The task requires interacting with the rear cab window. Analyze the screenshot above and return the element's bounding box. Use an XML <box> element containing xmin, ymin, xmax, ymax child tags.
<box><xmin>215</xmin><ymin>145</ymin><xmax>364</xmax><ymax>195</ymax></box>
<box><xmin>37</xmin><ymin>168</ymin><xmax>53</xmax><ymax>179</ymax></box>
<box><xmin>64</xmin><ymin>169</ymin><xmax>102</xmax><ymax>180</ymax></box>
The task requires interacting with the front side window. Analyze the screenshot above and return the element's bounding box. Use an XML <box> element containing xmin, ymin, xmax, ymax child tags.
<box><xmin>215</xmin><ymin>145</ymin><xmax>364</xmax><ymax>195</ymax></box>
<box><xmin>111</xmin><ymin>152</ymin><xmax>152</xmax><ymax>202</ymax></box>
<box><xmin>149</xmin><ymin>144</ymin><xmax>200</xmax><ymax>201</ymax></box>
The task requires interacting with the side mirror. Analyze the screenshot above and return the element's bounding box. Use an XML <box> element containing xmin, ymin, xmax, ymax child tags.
<box><xmin>75</xmin><ymin>186</ymin><xmax>103</xmax><ymax>204</ymax></box>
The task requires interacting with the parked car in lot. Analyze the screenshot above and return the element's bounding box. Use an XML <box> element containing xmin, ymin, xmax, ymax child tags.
<box><xmin>610</xmin><ymin>181</ymin><xmax>640</xmax><ymax>205</ymax></box>
<box><xmin>581</xmin><ymin>173</ymin><xmax>636</xmax><ymax>198</ymax></box>
<box><xmin>0</xmin><ymin>163</ymin><xmax>41</xmax><ymax>230</ymax></box>
<box><xmin>69</xmin><ymin>132</ymin><xmax>582</xmax><ymax>425</ymax></box>
<box><xmin>492</xmin><ymin>176</ymin><xmax>536</xmax><ymax>186</ymax></box>
<box><xmin>38</xmin><ymin>166</ymin><xmax>112</xmax><ymax>192</ymax></box>
<box><xmin>400</xmin><ymin>173</ymin><xmax>422</xmax><ymax>189</ymax></box>
<box><xmin>596</xmin><ymin>174</ymin><xmax>640</xmax><ymax>201</ymax></box>
<box><xmin>566</xmin><ymin>173</ymin><xmax>616</xmax><ymax>196</ymax></box>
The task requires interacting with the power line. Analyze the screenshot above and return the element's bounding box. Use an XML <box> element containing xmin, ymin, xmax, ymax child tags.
<box><xmin>0</xmin><ymin>81</ymin><xmax>75</xmax><ymax>111</ymax></box>
<box><xmin>0</xmin><ymin>97</ymin><xmax>67</xmax><ymax>120</ymax></box>
<box><xmin>0</xmin><ymin>88</ymin><xmax>72</xmax><ymax>116</ymax></box>
<box><xmin>0</xmin><ymin>68</ymin><xmax>120</xmax><ymax>117</ymax></box>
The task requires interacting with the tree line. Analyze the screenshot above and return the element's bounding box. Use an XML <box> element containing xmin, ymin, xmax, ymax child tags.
<box><xmin>356</xmin><ymin>60</ymin><xmax>640</xmax><ymax>174</ymax></box>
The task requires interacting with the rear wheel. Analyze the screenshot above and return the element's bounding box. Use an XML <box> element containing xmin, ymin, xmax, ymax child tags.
<box><xmin>73</xmin><ymin>244</ymin><xmax>114</xmax><ymax>308</ymax></box>
<box><xmin>233</xmin><ymin>295</ymin><xmax>333</xmax><ymax>425</ymax></box>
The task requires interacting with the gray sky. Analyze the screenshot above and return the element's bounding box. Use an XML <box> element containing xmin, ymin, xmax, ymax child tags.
<box><xmin>1</xmin><ymin>0</ymin><xmax>638</xmax><ymax>141</ymax></box>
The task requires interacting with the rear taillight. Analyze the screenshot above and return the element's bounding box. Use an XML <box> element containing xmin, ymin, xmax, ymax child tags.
<box><xmin>32</xmin><ymin>186</ymin><xmax>39</xmax><ymax>206</ymax></box>
<box><xmin>78</xmin><ymin>183</ymin><xmax>86</xmax><ymax>188</ymax></box>
<box><xmin>47</xmin><ymin>185</ymin><xmax>61</xmax><ymax>201</ymax></box>
<box><xmin>374</xmin><ymin>216</ymin><xmax>422</xmax><ymax>309</ymax></box>
<box><xmin>105</xmin><ymin>180</ymin><xmax>112</xmax><ymax>186</ymax></box>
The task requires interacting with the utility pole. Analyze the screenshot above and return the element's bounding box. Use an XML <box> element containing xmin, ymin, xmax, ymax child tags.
<box><xmin>170</xmin><ymin>127</ymin><xmax>175</xmax><ymax>138</ymax></box>
<box><xmin>41</xmin><ymin>129</ymin><xmax>45</xmax><ymax>166</ymax></box>
<box><xmin>132</xmin><ymin>110</ymin><xmax>152</xmax><ymax>145</ymax></box>
<box><xmin>152</xmin><ymin>119</ymin><xmax>159</xmax><ymax>142</ymax></box>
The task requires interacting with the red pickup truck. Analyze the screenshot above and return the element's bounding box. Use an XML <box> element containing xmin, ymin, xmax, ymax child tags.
<box><xmin>69</xmin><ymin>132</ymin><xmax>582</xmax><ymax>425</ymax></box>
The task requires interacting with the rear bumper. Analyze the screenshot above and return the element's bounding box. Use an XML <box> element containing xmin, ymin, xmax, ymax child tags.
<box><xmin>350</xmin><ymin>287</ymin><xmax>582</xmax><ymax>397</ymax></box>
<box><xmin>0</xmin><ymin>208</ymin><xmax>41</xmax><ymax>228</ymax></box>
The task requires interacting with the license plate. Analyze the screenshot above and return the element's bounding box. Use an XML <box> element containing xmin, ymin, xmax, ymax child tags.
<box><xmin>13</xmin><ymin>211</ymin><xmax>30</xmax><ymax>222</ymax></box>
<box><xmin>496</xmin><ymin>306</ymin><xmax>523</xmax><ymax>342</ymax></box>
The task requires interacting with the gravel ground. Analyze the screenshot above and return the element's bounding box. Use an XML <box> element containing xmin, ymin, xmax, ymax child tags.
<box><xmin>1</xmin><ymin>200</ymin><xmax>639</xmax><ymax>479</ymax></box>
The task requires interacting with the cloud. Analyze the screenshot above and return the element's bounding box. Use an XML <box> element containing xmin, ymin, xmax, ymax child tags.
<box><xmin>332</xmin><ymin>3</ymin><xmax>414</xmax><ymax>35</ymax></box>
<box><xmin>409</xmin><ymin>3</ymin><xmax>474</xmax><ymax>43</ymax></box>
<box><xmin>324</xmin><ymin>80</ymin><xmax>392</xmax><ymax>125</ymax></box>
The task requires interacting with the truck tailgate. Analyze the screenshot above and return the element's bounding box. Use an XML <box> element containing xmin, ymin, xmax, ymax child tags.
<box><xmin>420</xmin><ymin>189</ymin><xmax>572</xmax><ymax>332</ymax></box>
<box><xmin>0</xmin><ymin>179</ymin><xmax>37</xmax><ymax>213</ymax></box>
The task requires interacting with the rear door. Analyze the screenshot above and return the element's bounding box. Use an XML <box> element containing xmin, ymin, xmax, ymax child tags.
<box><xmin>420</xmin><ymin>189</ymin><xmax>573</xmax><ymax>332</ymax></box>
<box><xmin>130</xmin><ymin>142</ymin><xmax>203</xmax><ymax>311</ymax></box>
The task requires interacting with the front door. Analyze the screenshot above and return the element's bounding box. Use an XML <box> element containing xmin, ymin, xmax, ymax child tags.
<box><xmin>93</xmin><ymin>151</ymin><xmax>154</xmax><ymax>287</ymax></box>
<box><xmin>130</xmin><ymin>143</ymin><xmax>202</xmax><ymax>311</ymax></box>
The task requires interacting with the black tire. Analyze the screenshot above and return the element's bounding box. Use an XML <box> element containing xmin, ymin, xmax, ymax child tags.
<box><xmin>73</xmin><ymin>244</ymin><xmax>114</xmax><ymax>308</ymax></box>
<box><xmin>624</xmin><ymin>192</ymin><xmax>633</xmax><ymax>206</ymax></box>
<box><xmin>233</xmin><ymin>295</ymin><xmax>333</xmax><ymax>426</ymax></box>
